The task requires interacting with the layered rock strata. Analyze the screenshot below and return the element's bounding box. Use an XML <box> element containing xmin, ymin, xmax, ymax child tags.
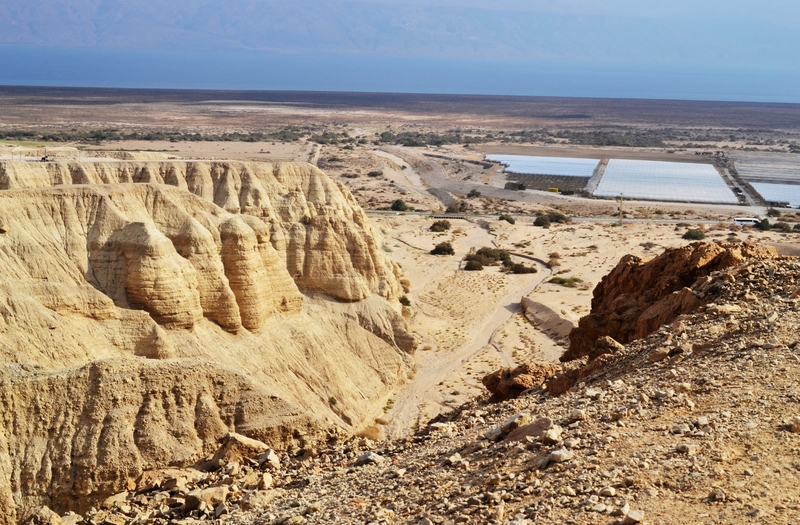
<box><xmin>0</xmin><ymin>163</ymin><xmax>415</xmax><ymax>523</ymax></box>
<box><xmin>0</xmin><ymin>160</ymin><xmax>402</xmax><ymax>302</ymax></box>
<box><xmin>563</xmin><ymin>241</ymin><xmax>776</xmax><ymax>361</ymax></box>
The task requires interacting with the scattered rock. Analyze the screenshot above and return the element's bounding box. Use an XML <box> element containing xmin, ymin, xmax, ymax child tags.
<box><xmin>355</xmin><ymin>452</ymin><xmax>386</xmax><ymax>466</ymax></box>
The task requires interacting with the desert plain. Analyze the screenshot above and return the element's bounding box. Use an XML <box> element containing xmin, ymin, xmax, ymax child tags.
<box><xmin>2</xmin><ymin>87</ymin><xmax>800</xmax><ymax>524</ymax></box>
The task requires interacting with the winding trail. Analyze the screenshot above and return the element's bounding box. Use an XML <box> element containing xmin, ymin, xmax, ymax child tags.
<box><xmin>384</xmin><ymin>260</ymin><xmax>552</xmax><ymax>438</ymax></box>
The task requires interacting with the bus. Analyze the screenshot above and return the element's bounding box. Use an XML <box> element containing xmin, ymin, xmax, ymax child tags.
<box><xmin>733</xmin><ymin>217</ymin><xmax>760</xmax><ymax>226</ymax></box>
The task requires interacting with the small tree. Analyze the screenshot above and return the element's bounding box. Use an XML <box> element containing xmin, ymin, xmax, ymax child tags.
<box><xmin>391</xmin><ymin>199</ymin><xmax>409</xmax><ymax>212</ymax></box>
<box><xmin>430</xmin><ymin>220</ymin><xmax>451</xmax><ymax>232</ymax></box>
<box><xmin>464</xmin><ymin>260</ymin><xmax>483</xmax><ymax>271</ymax></box>
<box><xmin>431</xmin><ymin>242</ymin><xmax>455</xmax><ymax>255</ymax></box>
<box><xmin>682</xmin><ymin>229</ymin><xmax>706</xmax><ymax>240</ymax></box>
<box><xmin>754</xmin><ymin>218</ymin><xmax>771</xmax><ymax>231</ymax></box>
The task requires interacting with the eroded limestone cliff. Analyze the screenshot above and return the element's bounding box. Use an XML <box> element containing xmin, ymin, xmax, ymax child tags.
<box><xmin>0</xmin><ymin>161</ymin><xmax>414</xmax><ymax>524</ymax></box>
<box><xmin>0</xmin><ymin>160</ymin><xmax>402</xmax><ymax>302</ymax></box>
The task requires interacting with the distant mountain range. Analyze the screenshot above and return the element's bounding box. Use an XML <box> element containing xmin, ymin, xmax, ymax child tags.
<box><xmin>1</xmin><ymin>0</ymin><xmax>794</xmax><ymax>67</ymax></box>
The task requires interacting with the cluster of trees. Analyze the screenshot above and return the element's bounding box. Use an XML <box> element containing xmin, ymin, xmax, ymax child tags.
<box><xmin>376</xmin><ymin>131</ymin><xmax>484</xmax><ymax>147</ymax></box>
<box><xmin>3</xmin><ymin>127</ymin><xmax>306</xmax><ymax>144</ymax></box>
<box><xmin>462</xmin><ymin>247</ymin><xmax>536</xmax><ymax>274</ymax></box>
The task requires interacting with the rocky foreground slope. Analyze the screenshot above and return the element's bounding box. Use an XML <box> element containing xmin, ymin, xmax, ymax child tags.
<box><xmin>0</xmin><ymin>161</ymin><xmax>416</xmax><ymax>524</ymax></box>
<box><xmin>31</xmin><ymin>242</ymin><xmax>800</xmax><ymax>525</ymax></box>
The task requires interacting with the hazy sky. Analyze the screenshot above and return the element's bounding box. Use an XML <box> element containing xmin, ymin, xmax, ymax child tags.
<box><xmin>1</xmin><ymin>1</ymin><xmax>799</xmax><ymax>101</ymax></box>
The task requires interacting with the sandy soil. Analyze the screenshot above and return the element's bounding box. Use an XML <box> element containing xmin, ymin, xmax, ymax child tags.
<box><xmin>376</xmin><ymin>214</ymin><xmax>797</xmax><ymax>437</ymax></box>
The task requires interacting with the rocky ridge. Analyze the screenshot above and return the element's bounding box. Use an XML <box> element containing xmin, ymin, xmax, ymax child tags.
<box><xmin>563</xmin><ymin>242</ymin><xmax>777</xmax><ymax>362</ymax></box>
<box><xmin>28</xmin><ymin>244</ymin><xmax>800</xmax><ymax>525</ymax></box>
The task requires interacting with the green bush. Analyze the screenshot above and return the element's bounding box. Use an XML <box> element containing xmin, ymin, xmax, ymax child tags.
<box><xmin>549</xmin><ymin>276</ymin><xmax>583</xmax><ymax>288</ymax></box>
<box><xmin>391</xmin><ymin>199</ymin><xmax>410</xmax><ymax>212</ymax></box>
<box><xmin>682</xmin><ymin>229</ymin><xmax>706</xmax><ymax>240</ymax></box>
<box><xmin>767</xmin><ymin>207</ymin><xmax>782</xmax><ymax>217</ymax></box>
<box><xmin>499</xmin><ymin>214</ymin><xmax>516</xmax><ymax>224</ymax></box>
<box><xmin>367</xmin><ymin>170</ymin><xmax>383</xmax><ymax>177</ymax></box>
<box><xmin>431</xmin><ymin>242</ymin><xmax>455</xmax><ymax>255</ymax></box>
<box><xmin>464</xmin><ymin>260</ymin><xmax>483</xmax><ymax>271</ymax></box>
<box><xmin>467</xmin><ymin>189</ymin><xmax>482</xmax><ymax>198</ymax></box>
<box><xmin>534</xmin><ymin>215</ymin><xmax>551</xmax><ymax>227</ymax></box>
<box><xmin>754</xmin><ymin>218</ymin><xmax>771</xmax><ymax>231</ymax></box>
<box><xmin>773</xmin><ymin>221</ymin><xmax>793</xmax><ymax>232</ymax></box>
<box><xmin>430</xmin><ymin>220</ymin><xmax>451</xmax><ymax>232</ymax></box>
<box><xmin>504</xmin><ymin>262</ymin><xmax>537</xmax><ymax>274</ymax></box>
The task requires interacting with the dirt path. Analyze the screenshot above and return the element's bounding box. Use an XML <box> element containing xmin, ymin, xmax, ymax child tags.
<box><xmin>384</xmin><ymin>260</ymin><xmax>552</xmax><ymax>438</ymax></box>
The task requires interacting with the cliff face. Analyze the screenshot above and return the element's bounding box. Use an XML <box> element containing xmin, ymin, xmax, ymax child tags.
<box><xmin>563</xmin><ymin>241</ymin><xmax>777</xmax><ymax>361</ymax></box>
<box><xmin>0</xmin><ymin>359</ymin><xmax>335</xmax><ymax>522</ymax></box>
<box><xmin>0</xmin><ymin>161</ymin><xmax>414</xmax><ymax>524</ymax></box>
<box><xmin>0</xmin><ymin>160</ymin><xmax>402</xmax><ymax>302</ymax></box>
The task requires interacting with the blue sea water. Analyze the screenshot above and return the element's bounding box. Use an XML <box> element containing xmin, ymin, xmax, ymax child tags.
<box><xmin>1</xmin><ymin>47</ymin><xmax>800</xmax><ymax>103</ymax></box>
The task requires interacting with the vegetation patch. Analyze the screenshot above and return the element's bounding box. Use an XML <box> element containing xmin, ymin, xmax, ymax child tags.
<box><xmin>682</xmin><ymin>229</ymin><xmax>706</xmax><ymax>240</ymax></box>
<box><xmin>431</xmin><ymin>242</ymin><xmax>455</xmax><ymax>255</ymax></box>
<box><xmin>430</xmin><ymin>220</ymin><xmax>451</xmax><ymax>232</ymax></box>
<box><xmin>549</xmin><ymin>276</ymin><xmax>584</xmax><ymax>288</ymax></box>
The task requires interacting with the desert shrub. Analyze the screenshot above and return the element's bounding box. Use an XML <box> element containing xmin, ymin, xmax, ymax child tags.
<box><xmin>367</xmin><ymin>170</ymin><xmax>383</xmax><ymax>177</ymax></box>
<box><xmin>547</xmin><ymin>257</ymin><xmax>561</xmax><ymax>268</ymax></box>
<box><xmin>499</xmin><ymin>214</ymin><xmax>516</xmax><ymax>224</ymax></box>
<box><xmin>767</xmin><ymin>207</ymin><xmax>782</xmax><ymax>217</ymax></box>
<box><xmin>399</xmin><ymin>278</ymin><xmax>411</xmax><ymax>293</ymax></box>
<box><xmin>476</xmin><ymin>247</ymin><xmax>511</xmax><ymax>264</ymax></box>
<box><xmin>534</xmin><ymin>215</ymin><xmax>551</xmax><ymax>228</ymax></box>
<box><xmin>431</xmin><ymin>242</ymin><xmax>455</xmax><ymax>255</ymax></box>
<box><xmin>446</xmin><ymin>200</ymin><xmax>468</xmax><ymax>213</ymax></box>
<box><xmin>545</xmin><ymin>210</ymin><xmax>571</xmax><ymax>223</ymax></box>
<box><xmin>399</xmin><ymin>296</ymin><xmax>411</xmax><ymax>306</ymax></box>
<box><xmin>430</xmin><ymin>220</ymin><xmax>451</xmax><ymax>232</ymax></box>
<box><xmin>341</xmin><ymin>172</ymin><xmax>359</xmax><ymax>178</ymax></box>
<box><xmin>754</xmin><ymin>218</ymin><xmax>771</xmax><ymax>231</ymax></box>
<box><xmin>391</xmin><ymin>199</ymin><xmax>409</xmax><ymax>212</ymax></box>
<box><xmin>464</xmin><ymin>260</ymin><xmax>483</xmax><ymax>271</ymax></box>
<box><xmin>548</xmin><ymin>251</ymin><xmax>561</xmax><ymax>259</ymax></box>
<box><xmin>505</xmin><ymin>262</ymin><xmax>537</xmax><ymax>274</ymax></box>
<box><xmin>793</xmin><ymin>224</ymin><xmax>800</xmax><ymax>231</ymax></box>
<box><xmin>682</xmin><ymin>229</ymin><xmax>706</xmax><ymax>240</ymax></box>
<box><xmin>549</xmin><ymin>276</ymin><xmax>583</xmax><ymax>288</ymax></box>
<box><xmin>467</xmin><ymin>189</ymin><xmax>482</xmax><ymax>198</ymax></box>
<box><xmin>773</xmin><ymin>221</ymin><xmax>793</xmax><ymax>232</ymax></box>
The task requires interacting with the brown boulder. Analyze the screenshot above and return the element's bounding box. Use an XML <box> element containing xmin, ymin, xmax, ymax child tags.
<box><xmin>586</xmin><ymin>336</ymin><xmax>625</xmax><ymax>361</ymax></box>
<box><xmin>22</xmin><ymin>507</ymin><xmax>62</xmax><ymax>525</ymax></box>
<box><xmin>563</xmin><ymin>242</ymin><xmax>776</xmax><ymax>362</ymax></box>
<box><xmin>482</xmin><ymin>363</ymin><xmax>560</xmax><ymax>401</ymax></box>
<box><xmin>211</xmin><ymin>432</ymin><xmax>270</xmax><ymax>467</ymax></box>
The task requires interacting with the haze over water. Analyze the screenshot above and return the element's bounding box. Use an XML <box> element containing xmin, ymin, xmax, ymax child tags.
<box><xmin>2</xmin><ymin>1</ymin><xmax>800</xmax><ymax>103</ymax></box>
